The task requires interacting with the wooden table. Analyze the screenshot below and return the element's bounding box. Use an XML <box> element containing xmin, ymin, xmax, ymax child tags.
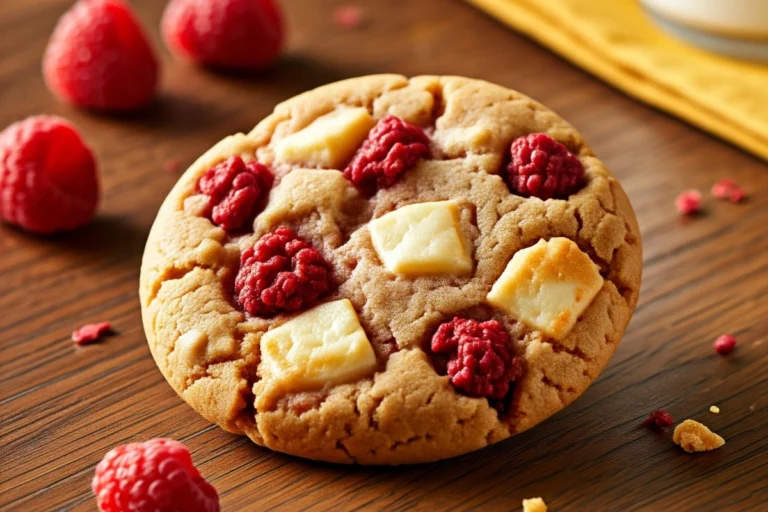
<box><xmin>1</xmin><ymin>1</ymin><xmax>766</xmax><ymax>510</ymax></box>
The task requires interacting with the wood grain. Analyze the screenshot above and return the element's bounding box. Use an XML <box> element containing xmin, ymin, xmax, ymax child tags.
<box><xmin>1</xmin><ymin>0</ymin><xmax>766</xmax><ymax>510</ymax></box>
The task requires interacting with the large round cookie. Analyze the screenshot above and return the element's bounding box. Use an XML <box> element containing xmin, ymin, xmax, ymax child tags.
<box><xmin>140</xmin><ymin>75</ymin><xmax>642</xmax><ymax>464</ymax></box>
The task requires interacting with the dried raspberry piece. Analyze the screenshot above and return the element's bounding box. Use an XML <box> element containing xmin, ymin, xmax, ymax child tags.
<box><xmin>711</xmin><ymin>179</ymin><xmax>745</xmax><ymax>203</ymax></box>
<box><xmin>333</xmin><ymin>5</ymin><xmax>364</xmax><ymax>30</ymax></box>
<box><xmin>430</xmin><ymin>317</ymin><xmax>521</xmax><ymax>399</ymax></box>
<box><xmin>43</xmin><ymin>0</ymin><xmax>159</xmax><ymax>111</ymax></box>
<box><xmin>92</xmin><ymin>438</ymin><xmax>219</xmax><ymax>512</ymax></box>
<box><xmin>197</xmin><ymin>156</ymin><xmax>273</xmax><ymax>232</ymax></box>
<box><xmin>676</xmin><ymin>189</ymin><xmax>701</xmax><ymax>215</ymax></box>
<box><xmin>343</xmin><ymin>115</ymin><xmax>430</xmax><ymax>193</ymax></box>
<box><xmin>72</xmin><ymin>321</ymin><xmax>112</xmax><ymax>345</ymax></box>
<box><xmin>235</xmin><ymin>227</ymin><xmax>333</xmax><ymax>316</ymax></box>
<box><xmin>642</xmin><ymin>410</ymin><xmax>674</xmax><ymax>431</ymax></box>
<box><xmin>506</xmin><ymin>133</ymin><xmax>584</xmax><ymax>199</ymax></box>
<box><xmin>162</xmin><ymin>0</ymin><xmax>284</xmax><ymax>70</ymax></box>
<box><xmin>714</xmin><ymin>334</ymin><xmax>737</xmax><ymax>355</ymax></box>
<box><xmin>163</xmin><ymin>158</ymin><xmax>182</xmax><ymax>173</ymax></box>
<box><xmin>0</xmin><ymin>115</ymin><xmax>99</xmax><ymax>234</ymax></box>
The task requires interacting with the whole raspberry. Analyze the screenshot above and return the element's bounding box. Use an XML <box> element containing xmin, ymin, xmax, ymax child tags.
<box><xmin>43</xmin><ymin>0</ymin><xmax>159</xmax><ymax>111</ymax></box>
<box><xmin>506</xmin><ymin>133</ymin><xmax>585</xmax><ymax>199</ymax></box>
<box><xmin>235</xmin><ymin>227</ymin><xmax>333</xmax><ymax>316</ymax></box>
<box><xmin>711</xmin><ymin>179</ymin><xmax>745</xmax><ymax>203</ymax></box>
<box><xmin>430</xmin><ymin>317</ymin><xmax>522</xmax><ymax>399</ymax></box>
<box><xmin>676</xmin><ymin>189</ymin><xmax>702</xmax><ymax>215</ymax></box>
<box><xmin>162</xmin><ymin>0</ymin><xmax>284</xmax><ymax>70</ymax></box>
<box><xmin>197</xmin><ymin>156</ymin><xmax>273</xmax><ymax>231</ymax></box>
<box><xmin>714</xmin><ymin>334</ymin><xmax>737</xmax><ymax>356</ymax></box>
<box><xmin>92</xmin><ymin>438</ymin><xmax>219</xmax><ymax>512</ymax></box>
<box><xmin>343</xmin><ymin>115</ymin><xmax>430</xmax><ymax>194</ymax></box>
<box><xmin>642</xmin><ymin>410</ymin><xmax>674</xmax><ymax>431</ymax></box>
<box><xmin>0</xmin><ymin>116</ymin><xmax>99</xmax><ymax>234</ymax></box>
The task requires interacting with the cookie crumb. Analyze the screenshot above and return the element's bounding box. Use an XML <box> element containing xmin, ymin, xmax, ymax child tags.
<box><xmin>522</xmin><ymin>497</ymin><xmax>547</xmax><ymax>512</ymax></box>
<box><xmin>642</xmin><ymin>410</ymin><xmax>674</xmax><ymax>431</ymax></box>
<box><xmin>714</xmin><ymin>334</ymin><xmax>736</xmax><ymax>355</ymax></box>
<box><xmin>72</xmin><ymin>321</ymin><xmax>112</xmax><ymax>345</ymax></box>
<box><xmin>711</xmin><ymin>179</ymin><xmax>745</xmax><ymax>203</ymax></box>
<box><xmin>709</xmin><ymin>405</ymin><xmax>720</xmax><ymax>414</ymax></box>
<box><xmin>333</xmin><ymin>5</ymin><xmax>364</xmax><ymax>30</ymax></box>
<box><xmin>673</xmin><ymin>419</ymin><xmax>725</xmax><ymax>453</ymax></box>
<box><xmin>163</xmin><ymin>158</ymin><xmax>181</xmax><ymax>173</ymax></box>
<box><xmin>676</xmin><ymin>190</ymin><xmax>701</xmax><ymax>215</ymax></box>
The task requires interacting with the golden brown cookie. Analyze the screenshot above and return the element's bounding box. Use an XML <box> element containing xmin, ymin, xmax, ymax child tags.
<box><xmin>140</xmin><ymin>75</ymin><xmax>642</xmax><ymax>464</ymax></box>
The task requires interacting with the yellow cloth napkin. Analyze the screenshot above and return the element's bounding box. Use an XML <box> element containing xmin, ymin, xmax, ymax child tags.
<box><xmin>468</xmin><ymin>0</ymin><xmax>768</xmax><ymax>162</ymax></box>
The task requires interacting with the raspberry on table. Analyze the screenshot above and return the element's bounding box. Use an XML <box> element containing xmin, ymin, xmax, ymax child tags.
<box><xmin>642</xmin><ymin>410</ymin><xmax>674</xmax><ymax>431</ymax></box>
<box><xmin>92</xmin><ymin>438</ymin><xmax>219</xmax><ymax>512</ymax></box>
<box><xmin>506</xmin><ymin>133</ymin><xmax>585</xmax><ymax>199</ymax></box>
<box><xmin>197</xmin><ymin>156</ymin><xmax>273</xmax><ymax>231</ymax></box>
<box><xmin>714</xmin><ymin>334</ymin><xmax>737</xmax><ymax>355</ymax></box>
<box><xmin>0</xmin><ymin>115</ymin><xmax>99</xmax><ymax>234</ymax></box>
<box><xmin>43</xmin><ymin>0</ymin><xmax>159</xmax><ymax>111</ymax></box>
<box><xmin>711</xmin><ymin>179</ymin><xmax>745</xmax><ymax>203</ymax></box>
<box><xmin>162</xmin><ymin>0</ymin><xmax>284</xmax><ymax>70</ymax></box>
<box><xmin>343</xmin><ymin>115</ymin><xmax>430</xmax><ymax>194</ymax></box>
<box><xmin>430</xmin><ymin>317</ymin><xmax>522</xmax><ymax>399</ymax></box>
<box><xmin>676</xmin><ymin>189</ymin><xmax>702</xmax><ymax>215</ymax></box>
<box><xmin>235</xmin><ymin>227</ymin><xmax>333</xmax><ymax>316</ymax></box>
<box><xmin>72</xmin><ymin>321</ymin><xmax>112</xmax><ymax>345</ymax></box>
<box><xmin>333</xmin><ymin>5</ymin><xmax>365</xmax><ymax>30</ymax></box>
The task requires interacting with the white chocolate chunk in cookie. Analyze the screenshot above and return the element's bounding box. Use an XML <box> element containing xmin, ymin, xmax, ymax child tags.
<box><xmin>487</xmin><ymin>237</ymin><xmax>603</xmax><ymax>340</ymax></box>
<box><xmin>369</xmin><ymin>201</ymin><xmax>473</xmax><ymax>276</ymax></box>
<box><xmin>275</xmin><ymin>107</ymin><xmax>375</xmax><ymax>168</ymax></box>
<box><xmin>259</xmin><ymin>299</ymin><xmax>376</xmax><ymax>392</ymax></box>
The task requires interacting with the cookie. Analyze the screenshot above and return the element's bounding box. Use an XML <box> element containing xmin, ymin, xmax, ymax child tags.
<box><xmin>140</xmin><ymin>75</ymin><xmax>642</xmax><ymax>464</ymax></box>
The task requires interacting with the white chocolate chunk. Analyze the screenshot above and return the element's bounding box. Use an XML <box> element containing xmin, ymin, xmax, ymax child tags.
<box><xmin>369</xmin><ymin>201</ymin><xmax>473</xmax><ymax>276</ymax></box>
<box><xmin>259</xmin><ymin>299</ymin><xmax>376</xmax><ymax>391</ymax></box>
<box><xmin>275</xmin><ymin>108</ymin><xmax>375</xmax><ymax>168</ymax></box>
<box><xmin>487</xmin><ymin>237</ymin><xmax>603</xmax><ymax>340</ymax></box>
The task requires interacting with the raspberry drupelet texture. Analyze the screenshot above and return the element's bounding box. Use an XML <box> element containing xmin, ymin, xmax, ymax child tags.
<box><xmin>235</xmin><ymin>227</ymin><xmax>333</xmax><ymax>316</ymax></box>
<box><xmin>0</xmin><ymin>115</ymin><xmax>99</xmax><ymax>234</ymax></box>
<box><xmin>506</xmin><ymin>133</ymin><xmax>585</xmax><ymax>199</ymax></box>
<box><xmin>430</xmin><ymin>317</ymin><xmax>522</xmax><ymax>399</ymax></box>
<box><xmin>197</xmin><ymin>156</ymin><xmax>273</xmax><ymax>232</ymax></box>
<box><xmin>642</xmin><ymin>410</ymin><xmax>674</xmax><ymax>431</ymax></box>
<box><xmin>92</xmin><ymin>438</ymin><xmax>219</xmax><ymax>512</ymax></box>
<box><xmin>344</xmin><ymin>115</ymin><xmax>430</xmax><ymax>193</ymax></box>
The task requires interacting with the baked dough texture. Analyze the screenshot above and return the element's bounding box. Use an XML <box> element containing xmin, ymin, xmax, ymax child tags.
<box><xmin>140</xmin><ymin>75</ymin><xmax>642</xmax><ymax>464</ymax></box>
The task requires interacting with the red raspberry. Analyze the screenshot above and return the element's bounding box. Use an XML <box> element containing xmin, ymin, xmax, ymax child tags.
<box><xmin>714</xmin><ymin>334</ymin><xmax>737</xmax><ymax>355</ymax></box>
<box><xmin>162</xmin><ymin>0</ymin><xmax>284</xmax><ymax>70</ymax></box>
<box><xmin>430</xmin><ymin>317</ymin><xmax>522</xmax><ymax>399</ymax></box>
<box><xmin>235</xmin><ymin>227</ymin><xmax>333</xmax><ymax>316</ymax></box>
<box><xmin>676</xmin><ymin>189</ymin><xmax>702</xmax><ymax>215</ymax></box>
<box><xmin>343</xmin><ymin>115</ymin><xmax>430</xmax><ymax>194</ymax></box>
<box><xmin>43</xmin><ymin>0</ymin><xmax>159</xmax><ymax>111</ymax></box>
<box><xmin>197</xmin><ymin>156</ymin><xmax>273</xmax><ymax>232</ymax></box>
<box><xmin>711</xmin><ymin>179</ymin><xmax>745</xmax><ymax>203</ymax></box>
<box><xmin>0</xmin><ymin>116</ymin><xmax>99</xmax><ymax>234</ymax></box>
<box><xmin>506</xmin><ymin>133</ymin><xmax>585</xmax><ymax>199</ymax></box>
<box><xmin>642</xmin><ymin>410</ymin><xmax>674</xmax><ymax>431</ymax></box>
<box><xmin>92</xmin><ymin>438</ymin><xmax>219</xmax><ymax>512</ymax></box>
<box><xmin>72</xmin><ymin>321</ymin><xmax>112</xmax><ymax>345</ymax></box>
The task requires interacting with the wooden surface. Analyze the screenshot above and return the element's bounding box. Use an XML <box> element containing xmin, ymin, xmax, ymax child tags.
<box><xmin>1</xmin><ymin>1</ymin><xmax>767</xmax><ymax>510</ymax></box>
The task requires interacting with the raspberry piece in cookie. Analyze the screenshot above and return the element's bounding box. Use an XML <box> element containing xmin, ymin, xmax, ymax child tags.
<box><xmin>197</xmin><ymin>156</ymin><xmax>273</xmax><ymax>231</ymax></box>
<box><xmin>506</xmin><ymin>133</ymin><xmax>584</xmax><ymax>199</ymax></box>
<box><xmin>235</xmin><ymin>227</ymin><xmax>333</xmax><ymax>316</ymax></box>
<box><xmin>431</xmin><ymin>317</ymin><xmax>522</xmax><ymax>399</ymax></box>
<box><xmin>92</xmin><ymin>438</ymin><xmax>219</xmax><ymax>512</ymax></box>
<box><xmin>43</xmin><ymin>0</ymin><xmax>158</xmax><ymax>111</ymax></box>
<box><xmin>344</xmin><ymin>115</ymin><xmax>430</xmax><ymax>193</ymax></box>
<box><xmin>0</xmin><ymin>115</ymin><xmax>99</xmax><ymax>234</ymax></box>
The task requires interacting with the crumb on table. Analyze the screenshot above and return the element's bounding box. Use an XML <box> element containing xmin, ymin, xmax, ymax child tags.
<box><xmin>673</xmin><ymin>419</ymin><xmax>725</xmax><ymax>453</ymax></box>
<box><xmin>709</xmin><ymin>405</ymin><xmax>720</xmax><ymax>414</ymax></box>
<box><xmin>522</xmin><ymin>497</ymin><xmax>548</xmax><ymax>512</ymax></box>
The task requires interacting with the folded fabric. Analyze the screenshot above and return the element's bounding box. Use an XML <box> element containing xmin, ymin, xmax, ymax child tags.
<box><xmin>468</xmin><ymin>0</ymin><xmax>768</xmax><ymax>161</ymax></box>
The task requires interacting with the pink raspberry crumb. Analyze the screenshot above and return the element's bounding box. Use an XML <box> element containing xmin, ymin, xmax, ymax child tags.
<box><xmin>642</xmin><ymin>410</ymin><xmax>674</xmax><ymax>431</ymax></box>
<box><xmin>676</xmin><ymin>189</ymin><xmax>702</xmax><ymax>215</ymax></box>
<box><xmin>430</xmin><ymin>317</ymin><xmax>522</xmax><ymax>399</ymax></box>
<box><xmin>333</xmin><ymin>5</ymin><xmax>364</xmax><ymax>30</ymax></box>
<box><xmin>163</xmin><ymin>158</ymin><xmax>182</xmax><ymax>173</ymax></box>
<box><xmin>72</xmin><ymin>321</ymin><xmax>113</xmax><ymax>345</ymax></box>
<box><xmin>714</xmin><ymin>334</ymin><xmax>737</xmax><ymax>356</ymax></box>
<box><xmin>93</xmin><ymin>438</ymin><xmax>219</xmax><ymax>512</ymax></box>
<box><xmin>711</xmin><ymin>179</ymin><xmax>745</xmax><ymax>203</ymax></box>
<box><xmin>506</xmin><ymin>133</ymin><xmax>585</xmax><ymax>199</ymax></box>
